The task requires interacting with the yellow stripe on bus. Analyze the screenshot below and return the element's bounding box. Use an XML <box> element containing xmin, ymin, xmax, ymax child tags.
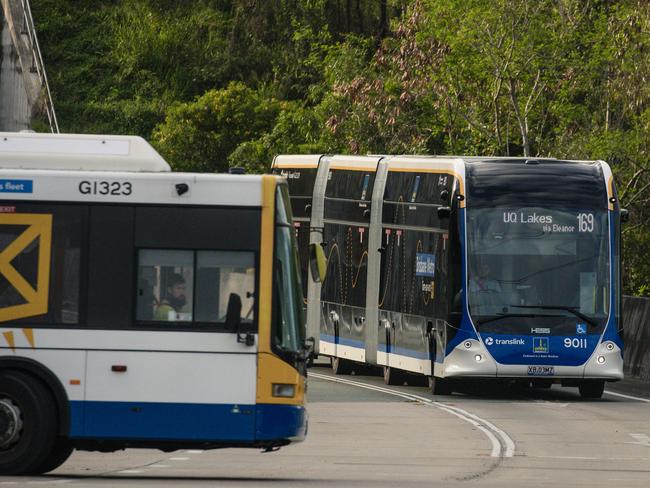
<box><xmin>255</xmin><ymin>176</ymin><xmax>305</xmax><ymax>405</ymax></box>
<box><xmin>257</xmin><ymin>176</ymin><xmax>276</xmax><ymax>356</ymax></box>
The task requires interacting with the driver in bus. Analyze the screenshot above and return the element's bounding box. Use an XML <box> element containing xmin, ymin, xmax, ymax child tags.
<box><xmin>469</xmin><ymin>262</ymin><xmax>502</xmax><ymax>293</ymax></box>
<box><xmin>155</xmin><ymin>273</ymin><xmax>188</xmax><ymax>321</ymax></box>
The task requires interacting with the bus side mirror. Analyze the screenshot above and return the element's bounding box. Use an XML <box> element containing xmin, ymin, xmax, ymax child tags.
<box><xmin>621</xmin><ymin>208</ymin><xmax>629</xmax><ymax>223</ymax></box>
<box><xmin>437</xmin><ymin>206</ymin><xmax>451</xmax><ymax>219</ymax></box>
<box><xmin>309</xmin><ymin>243</ymin><xmax>327</xmax><ymax>283</ymax></box>
<box><xmin>227</xmin><ymin>293</ymin><xmax>254</xmax><ymax>346</ymax></box>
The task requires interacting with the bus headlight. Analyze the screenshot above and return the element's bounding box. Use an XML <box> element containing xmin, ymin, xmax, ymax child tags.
<box><xmin>474</xmin><ymin>354</ymin><xmax>483</xmax><ymax>362</ymax></box>
<box><xmin>597</xmin><ymin>356</ymin><xmax>606</xmax><ymax>364</ymax></box>
<box><xmin>272</xmin><ymin>384</ymin><xmax>296</xmax><ymax>398</ymax></box>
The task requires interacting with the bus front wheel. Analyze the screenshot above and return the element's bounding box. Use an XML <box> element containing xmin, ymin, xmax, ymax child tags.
<box><xmin>578</xmin><ymin>380</ymin><xmax>605</xmax><ymax>399</ymax></box>
<box><xmin>0</xmin><ymin>370</ymin><xmax>58</xmax><ymax>475</ymax></box>
<box><xmin>32</xmin><ymin>437</ymin><xmax>74</xmax><ymax>474</ymax></box>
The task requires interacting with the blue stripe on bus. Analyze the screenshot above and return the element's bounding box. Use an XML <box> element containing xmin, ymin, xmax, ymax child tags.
<box><xmin>319</xmin><ymin>333</ymin><xmax>364</xmax><ymax>349</ymax></box>
<box><xmin>69</xmin><ymin>401</ymin><xmax>306</xmax><ymax>442</ymax></box>
<box><xmin>601</xmin><ymin>211</ymin><xmax>624</xmax><ymax>351</ymax></box>
<box><xmin>255</xmin><ymin>404</ymin><xmax>307</xmax><ymax>441</ymax></box>
<box><xmin>446</xmin><ymin>207</ymin><xmax>480</xmax><ymax>355</ymax></box>
<box><xmin>378</xmin><ymin>344</ymin><xmax>430</xmax><ymax>360</ymax></box>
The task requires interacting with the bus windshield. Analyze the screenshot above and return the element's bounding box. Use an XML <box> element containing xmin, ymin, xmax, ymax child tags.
<box><xmin>273</xmin><ymin>184</ymin><xmax>305</xmax><ymax>353</ymax></box>
<box><xmin>466</xmin><ymin>207</ymin><xmax>610</xmax><ymax>335</ymax></box>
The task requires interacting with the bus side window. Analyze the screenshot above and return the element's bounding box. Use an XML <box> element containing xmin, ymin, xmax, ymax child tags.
<box><xmin>194</xmin><ymin>251</ymin><xmax>255</xmax><ymax>324</ymax></box>
<box><xmin>136</xmin><ymin>250</ymin><xmax>194</xmax><ymax>322</ymax></box>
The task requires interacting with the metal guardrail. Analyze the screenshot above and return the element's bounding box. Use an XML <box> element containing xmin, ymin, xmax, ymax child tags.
<box><xmin>623</xmin><ymin>296</ymin><xmax>650</xmax><ymax>381</ymax></box>
<box><xmin>18</xmin><ymin>0</ymin><xmax>58</xmax><ymax>133</ymax></box>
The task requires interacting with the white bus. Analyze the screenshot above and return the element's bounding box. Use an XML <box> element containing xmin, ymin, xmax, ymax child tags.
<box><xmin>0</xmin><ymin>132</ymin><xmax>309</xmax><ymax>475</ymax></box>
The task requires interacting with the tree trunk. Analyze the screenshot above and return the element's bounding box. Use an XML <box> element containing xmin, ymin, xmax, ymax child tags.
<box><xmin>356</xmin><ymin>0</ymin><xmax>364</xmax><ymax>33</ymax></box>
<box><xmin>508</xmin><ymin>79</ymin><xmax>531</xmax><ymax>157</ymax></box>
<box><xmin>378</xmin><ymin>0</ymin><xmax>388</xmax><ymax>39</ymax></box>
<box><xmin>346</xmin><ymin>0</ymin><xmax>351</xmax><ymax>31</ymax></box>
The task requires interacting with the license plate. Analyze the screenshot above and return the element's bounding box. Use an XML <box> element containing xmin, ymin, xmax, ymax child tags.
<box><xmin>527</xmin><ymin>365</ymin><xmax>555</xmax><ymax>376</ymax></box>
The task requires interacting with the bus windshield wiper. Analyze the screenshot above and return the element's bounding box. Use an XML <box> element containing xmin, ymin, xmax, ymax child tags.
<box><xmin>476</xmin><ymin>313</ymin><xmax>541</xmax><ymax>326</ymax></box>
<box><xmin>509</xmin><ymin>305</ymin><xmax>598</xmax><ymax>329</ymax></box>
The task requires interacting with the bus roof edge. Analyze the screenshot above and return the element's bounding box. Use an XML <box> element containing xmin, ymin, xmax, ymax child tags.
<box><xmin>0</xmin><ymin>132</ymin><xmax>171</xmax><ymax>172</ymax></box>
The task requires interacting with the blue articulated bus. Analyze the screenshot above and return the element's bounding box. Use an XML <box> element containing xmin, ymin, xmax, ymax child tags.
<box><xmin>273</xmin><ymin>155</ymin><xmax>624</xmax><ymax>399</ymax></box>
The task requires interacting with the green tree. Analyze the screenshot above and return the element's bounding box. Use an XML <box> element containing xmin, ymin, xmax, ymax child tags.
<box><xmin>152</xmin><ymin>82</ymin><xmax>282</xmax><ymax>173</ymax></box>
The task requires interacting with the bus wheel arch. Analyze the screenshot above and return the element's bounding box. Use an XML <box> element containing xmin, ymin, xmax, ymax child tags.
<box><xmin>0</xmin><ymin>369</ymin><xmax>59</xmax><ymax>474</ymax></box>
<box><xmin>0</xmin><ymin>357</ymin><xmax>70</xmax><ymax>437</ymax></box>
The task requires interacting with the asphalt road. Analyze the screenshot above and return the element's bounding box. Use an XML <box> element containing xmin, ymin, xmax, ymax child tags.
<box><xmin>3</xmin><ymin>362</ymin><xmax>650</xmax><ymax>487</ymax></box>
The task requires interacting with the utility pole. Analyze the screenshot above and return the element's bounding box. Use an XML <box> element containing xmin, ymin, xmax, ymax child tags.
<box><xmin>0</xmin><ymin>0</ymin><xmax>58</xmax><ymax>132</ymax></box>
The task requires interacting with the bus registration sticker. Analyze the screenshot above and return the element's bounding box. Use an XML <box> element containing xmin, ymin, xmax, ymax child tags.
<box><xmin>527</xmin><ymin>366</ymin><xmax>555</xmax><ymax>376</ymax></box>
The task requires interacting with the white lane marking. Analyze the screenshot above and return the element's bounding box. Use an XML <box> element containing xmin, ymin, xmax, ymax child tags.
<box><xmin>169</xmin><ymin>457</ymin><xmax>190</xmax><ymax>461</ymax></box>
<box><xmin>536</xmin><ymin>455</ymin><xmax>650</xmax><ymax>461</ymax></box>
<box><xmin>150</xmin><ymin>464</ymin><xmax>171</xmax><ymax>468</ymax></box>
<box><xmin>186</xmin><ymin>450</ymin><xmax>204</xmax><ymax>454</ymax></box>
<box><xmin>309</xmin><ymin>372</ymin><xmax>515</xmax><ymax>458</ymax></box>
<box><xmin>117</xmin><ymin>470</ymin><xmax>144</xmax><ymax>474</ymax></box>
<box><xmin>604</xmin><ymin>390</ymin><xmax>650</xmax><ymax>403</ymax></box>
<box><xmin>627</xmin><ymin>433</ymin><xmax>650</xmax><ymax>447</ymax></box>
<box><xmin>24</xmin><ymin>483</ymin><xmax>71</xmax><ymax>486</ymax></box>
<box><xmin>435</xmin><ymin>404</ymin><xmax>501</xmax><ymax>457</ymax></box>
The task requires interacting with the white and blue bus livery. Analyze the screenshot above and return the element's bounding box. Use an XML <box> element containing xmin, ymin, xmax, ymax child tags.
<box><xmin>0</xmin><ymin>132</ymin><xmax>308</xmax><ymax>475</ymax></box>
<box><xmin>273</xmin><ymin>155</ymin><xmax>623</xmax><ymax>399</ymax></box>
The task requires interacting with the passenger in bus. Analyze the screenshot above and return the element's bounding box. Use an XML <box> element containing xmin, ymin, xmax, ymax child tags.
<box><xmin>469</xmin><ymin>263</ymin><xmax>502</xmax><ymax>293</ymax></box>
<box><xmin>155</xmin><ymin>273</ymin><xmax>188</xmax><ymax>321</ymax></box>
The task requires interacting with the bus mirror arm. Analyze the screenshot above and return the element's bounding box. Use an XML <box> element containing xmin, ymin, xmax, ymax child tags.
<box><xmin>227</xmin><ymin>293</ymin><xmax>254</xmax><ymax>347</ymax></box>
<box><xmin>621</xmin><ymin>208</ymin><xmax>629</xmax><ymax>223</ymax></box>
<box><xmin>301</xmin><ymin>337</ymin><xmax>316</xmax><ymax>367</ymax></box>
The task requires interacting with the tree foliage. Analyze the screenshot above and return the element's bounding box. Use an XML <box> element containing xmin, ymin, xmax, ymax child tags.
<box><xmin>32</xmin><ymin>0</ymin><xmax>650</xmax><ymax>295</ymax></box>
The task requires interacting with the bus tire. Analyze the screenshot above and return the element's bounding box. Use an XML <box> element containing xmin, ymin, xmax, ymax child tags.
<box><xmin>383</xmin><ymin>367</ymin><xmax>405</xmax><ymax>386</ymax></box>
<box><xmin>332</xmin><ymin>357</ymin><xmax>353</xmax><ymax>375</ymax></box>
<box><xmin>0</xmin><ymin>370</ymin><xmax>58</xmax><ymax>475</ymax></box>
<box><xmin>578</xmin><ymin>380</ymin><xmax>605</xmax><ymax>399</ymax></box>
<box><xmin>431</xmin><ymin>376</ymin><xmax>453</xmax><ymax>396</ymax></box>
<box><xmin>31</xmin><ymin>437</ymin><xmax>74</xmax><ymax>474</ymax></box>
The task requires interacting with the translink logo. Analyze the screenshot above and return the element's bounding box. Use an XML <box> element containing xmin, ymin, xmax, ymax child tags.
<box><xmin>484</xmin><ymin>337</ymin><xmax>524</xmax><ymax>346</ymax></box>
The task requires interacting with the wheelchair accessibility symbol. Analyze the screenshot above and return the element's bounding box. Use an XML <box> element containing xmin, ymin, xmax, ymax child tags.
<box><xmin>576</xmin><ymin>323</ymin><xmax>587</xmax><ymax>335</ymax></box>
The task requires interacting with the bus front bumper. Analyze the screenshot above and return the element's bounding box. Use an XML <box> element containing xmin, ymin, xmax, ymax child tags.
<box><xmin>256</xmin><ymin>404</ymin><xmax>308</xmax><ymax>443</ymax></box>
<box><xmin>442</xmin><ymin>340</ymin><xmax>623</xmax><ymax>380</ymax></box>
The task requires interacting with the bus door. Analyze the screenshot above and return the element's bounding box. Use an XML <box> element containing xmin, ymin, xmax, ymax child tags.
<box><xmin>378</xmin><ymin>169</ymin><xmax>453</xmax><ymax>375</ymax></box>
<box><xmin>320</xmin><ymin>160</ymin><xmax>378</xmax><ymax>363</ymax></box>
<box><xmin>82</xmin><ymin>205</ymin><xmax>260</xmax><ymax>442</ymax></box>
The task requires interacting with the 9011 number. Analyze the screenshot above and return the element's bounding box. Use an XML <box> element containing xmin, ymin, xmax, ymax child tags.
<box><xmin>564</xmin><ymin>338</ymin><xmax>587</xmax><ymax>348</ymax></box>
<box><xmin>79</xmin><ymin>180</ymin><xmax>132</xmax><ymax>196</ymax></box>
